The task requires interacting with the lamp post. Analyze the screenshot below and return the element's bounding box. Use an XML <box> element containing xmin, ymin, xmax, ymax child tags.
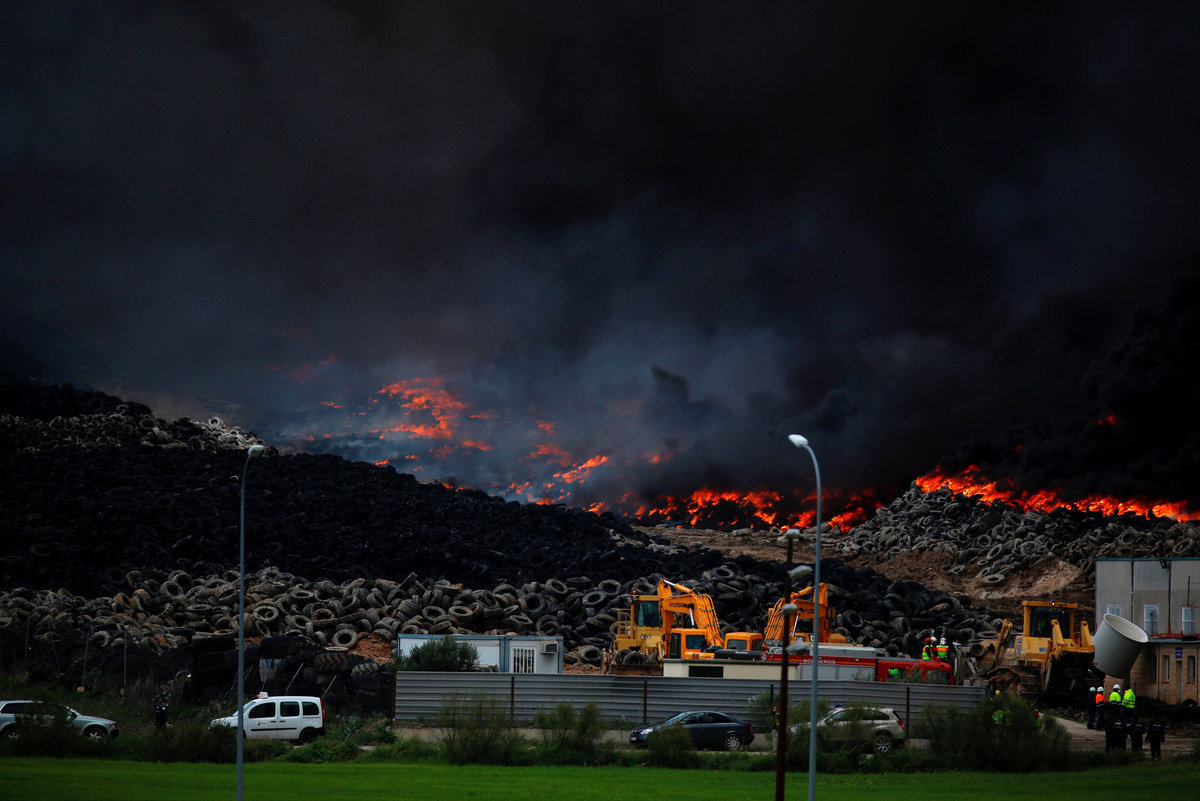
<box><xmin>774</xmin><ymin>528</ymin><xmax>802</xmax><ymax>801</ymax></box>
<box><xmin>788</xmin><ymin>434</ymin><xmax>822</xmax><ymax>801</ymax></box>
<box><xmin>237</xmin><ymin>444</ymin><xmax>265</xmax><ymax>801</ymax></box>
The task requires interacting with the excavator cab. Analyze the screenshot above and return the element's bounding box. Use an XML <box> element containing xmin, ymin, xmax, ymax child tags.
<box><xmin>634</xmin><ymin>598</ymin><xmax>662</xmax><ymax>628</ymax></box>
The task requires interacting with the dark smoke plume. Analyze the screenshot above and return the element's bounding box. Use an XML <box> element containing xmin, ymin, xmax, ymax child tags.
<box><xmin>2</xmin><ymin>2</ymin><xmax>1199</xmax><ymax>516</ymax></box>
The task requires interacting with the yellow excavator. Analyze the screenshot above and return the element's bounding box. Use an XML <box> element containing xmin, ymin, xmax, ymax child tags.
<box><xmin>610</xmin><ymin>578</ymin><xmax>725</xmax><ymax>661</ymax></box>
<box><xmin>976</xmin><ymin>600</ymin><xmax>1100</xmax><ymax>702</ymax></box>
<box><xmin>763</xmin><ymin>583</ymin><xmax>848</xmax><ymax>648</ymax></box>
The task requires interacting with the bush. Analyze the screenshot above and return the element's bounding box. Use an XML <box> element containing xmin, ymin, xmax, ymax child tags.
<box><xmin>646</xmin><ymin>724</ymin><xmax>700</xmax><ymax>769</ymax></box>
<box><xmin>532</xmin><ymin>702</ymin><xmax>609</xmax><ymax>764</ymax></box>
<box><xmin>436</xmin><ymin>690</ymin><xmax>524</xmax><ymax>765</ymax></box>
<box><xmin>360</xmin><ymin>734</ymin><xmax>441</xmax><ymax>763</ymax></box>
<box><xmin>918</xmin><ymin>694</ymin><xmax>1073</xmax><ymax>772</ymax></box>
<box><xmin>395</xmin><ymin>636</ymin><xmax>479</xmax><ymax>672</ymax></box>
<box><xmin>134</xmin><ymin>719</ymin><xmax>249</xmax><ymax>763</ymax></box>
<box><xmin>0</xmin><ymin>717</ymin><xmax>113</xmax><ymax>758</ymax></box>
<box><xmin>746</xmin><ymin>688</ymin><xmax>814</xmax><ymax>735</ymax></box>
<box><xmin>278</xmin><ymin>736</ymin><xmax>361</xmax><ymax>763</ymax></box>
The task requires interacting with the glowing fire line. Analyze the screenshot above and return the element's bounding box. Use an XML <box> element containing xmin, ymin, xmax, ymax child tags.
<box><xmin>916</xmin><ymin>465</ymin><xmax>1200</xmax><ymax>522</ymax></box>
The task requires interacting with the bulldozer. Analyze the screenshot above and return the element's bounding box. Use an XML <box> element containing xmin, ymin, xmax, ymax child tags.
<box><xmin>975</xmin><ymin>600</ymin><xmax>1101</xmax><ymax>702</ymax></box>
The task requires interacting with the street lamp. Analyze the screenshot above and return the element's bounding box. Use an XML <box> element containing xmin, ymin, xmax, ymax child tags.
<box><xmin>237</xmin><ymin>444</ymin><xmax>265</xmax><ymax>801</ymax></box>
<box><xmin>788</xmin><ymin>434</ymin><xmax>822</xmax><ymax>801</ymax></box>
<box><xmin>774</xmin><ymin>527</ymin><xmax>802</xmax><ymax>801</ymax></box>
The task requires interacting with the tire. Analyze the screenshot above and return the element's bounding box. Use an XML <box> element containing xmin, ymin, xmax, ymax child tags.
<box><xmin>722</xmin><ymin>732</ymin><xmax>744</xmax><ymax>751</ymax></box>
<box><xmin>872</xmin><ymin>734</ymin><xmax>893</xmax><ymax>754</ymax></box>
<box><xmin>83</xmin><ymin>726</ymin><xmax>109</xmax><ymax>741</ymax></box>
<box><xmin>297</xmin><ymin>728</ymin><xmax>318</xmax><ymax>744</ymax></box>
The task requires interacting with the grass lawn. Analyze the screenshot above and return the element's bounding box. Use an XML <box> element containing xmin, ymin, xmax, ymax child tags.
<box><xmin>1</xmin><ymin>759</ymin><xmax>1196</xmax><ymax>801</ymax></box>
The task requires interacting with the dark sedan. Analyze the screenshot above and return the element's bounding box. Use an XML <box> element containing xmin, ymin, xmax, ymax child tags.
<box><xmin>630</xmin><ymin>710</ymin><xmax>754</xmax><ymax>751</ymax></box>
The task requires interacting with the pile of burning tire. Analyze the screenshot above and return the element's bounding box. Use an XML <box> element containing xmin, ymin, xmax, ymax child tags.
<box><xmin>829</xmin><ymin>485</ymin><xmax>1200</xmax><ymax>584</ymax></box>
<box><xmin>5</xmin><ymin>374</ymin><xmax>1169</xmax><ymax>680</ymax></box>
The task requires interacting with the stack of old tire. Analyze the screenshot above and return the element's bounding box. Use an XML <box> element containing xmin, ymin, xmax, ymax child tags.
<box><xmin>3</xmin><ymin>373</ymin><xmax>1187</xmax><ymax>689</ymax></box>
<box><xmin>828</xmin><ymin>484</ymin><xmax>1200</xmax><ymax>585</ymax></box>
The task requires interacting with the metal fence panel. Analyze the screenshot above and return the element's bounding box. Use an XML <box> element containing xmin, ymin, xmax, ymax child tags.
<box><xmin>394</xmin><ymin>673</ymin><xmax>987</xmax><ymax>729</ymax></box>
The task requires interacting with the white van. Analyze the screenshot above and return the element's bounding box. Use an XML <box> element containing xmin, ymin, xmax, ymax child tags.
<box><xmin>211</xmin><ymin>694</ymin><xmax>325</xmax><ymax>742</ymax></box>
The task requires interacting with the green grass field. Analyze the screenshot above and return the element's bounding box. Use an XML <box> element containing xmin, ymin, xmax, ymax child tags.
<box><xmin>1</xmin><ymin>759</ymin><xmax>1196</xmax><ymax>801</ymax></box>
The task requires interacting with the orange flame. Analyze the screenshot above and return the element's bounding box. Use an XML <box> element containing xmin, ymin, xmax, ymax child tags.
<box><xmin>916</xmin><ymin>464</ymin><xmax>1200</xmax><ymax>521</ymax></box>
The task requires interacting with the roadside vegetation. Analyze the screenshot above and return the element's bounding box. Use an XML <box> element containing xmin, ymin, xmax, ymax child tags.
<box><xmin>2</xmin><ymin>641</ymin><xmax>1198</xmax><ymax>773</ymax></box>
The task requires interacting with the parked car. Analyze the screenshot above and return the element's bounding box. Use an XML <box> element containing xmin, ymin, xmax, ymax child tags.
<box><xmin>791</xmin><ymin>705</ymin><xmax>904</xmax><ymax>754</ymax></box>
<box><xmin>210</xmin><ymin>694</ymin><xmax>325</xmax><ymax>742</ymax></box>
<box><xmin>630</xmin><ymin>710</ymin><xmax>754</xmax><ymax>751</ymax></box>
<box><xmin>0</xmin><ymin>700</ymin><xmax>120</xmax><ymax>740</ymax></box>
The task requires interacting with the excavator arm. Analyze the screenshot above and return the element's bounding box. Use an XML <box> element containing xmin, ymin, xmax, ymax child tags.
<box><xmin>658</xmin><ymin>578</ymin><xmax>722</xmax><ymax>647</ymax></box>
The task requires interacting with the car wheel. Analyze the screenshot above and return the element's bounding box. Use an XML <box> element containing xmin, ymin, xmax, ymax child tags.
<box><xmin>1</xmin><ymin>727</ymin><xmax>18</xmax><ymax>741</ymax></box>
<box><xmin>722</xmin><ymin>732</ymin><xmax>744</xmax><ymax>751</ymax></box>
<box><xmin>83</xmin><ymin>727</ymin><xmax>108</xmax><ymax>741</ymax></box>
<box><xmin>297</xmin><ymin>728</ymin><xmax>316</xmax><ymax>744</ymax></box>
<box><xmin>871</xmin><ymin>734</ymin><xmax>893</xmax><ymax>754</ymax></box>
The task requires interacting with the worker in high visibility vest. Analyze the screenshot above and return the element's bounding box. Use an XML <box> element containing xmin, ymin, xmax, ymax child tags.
<box><xmin>1121</xmin><ymin>685</ymin><xmax>1136</xmax><ymax>723</ymax></box>
<box><xmin>921</xmin><ymin>637</ymin><xmax>935</xmax><ymax>660</ymax></box>
<box><xmin>1093</xmin><ymin>686</ymin><xmax>1106</xmax><ymax>729</ymax></box>
<box><xmin>936</xmin><ymin>637</ymin><xmax>949</xmax><ymax>662</ymax></box>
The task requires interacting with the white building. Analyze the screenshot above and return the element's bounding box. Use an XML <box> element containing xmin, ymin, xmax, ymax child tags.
<box><xmin>1094</xmin><ymin>557</ymin><xmax>1199</xmax><ymax>705</ymax></box>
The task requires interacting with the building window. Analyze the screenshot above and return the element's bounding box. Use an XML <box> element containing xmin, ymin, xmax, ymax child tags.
<box><xmin>1188</xmin><ymin>655</ymin><xmax>1196</xmax><ymax>684</ymax></box>
<box><xmin>512</xmin><ymin>647</ymin><xmax>535</xmax><ymax>674</ymax></box>
<box><xmin>1143</xmin><ymin>604</ymin><xmax>1158</xmax><ymax>635</ymax></box>
<box><xmin>1148</xmin><ymin>653</ymin><xmax>1158</xmax><ymax>682</ymax></box>
<box><xmin>1106</xmin><ymin>604</ymin><xmax>1122</xmax><ymax>618</ymax></box>
<box><xmin>1159</xmin><ymin>655</ymin><xmax>1169</xmax><ymax>683</ymax></box>
<box><xmin>1183</xmin><ymin>606</ymin><xmax>1196</xmax><ymax>636</ymax></box>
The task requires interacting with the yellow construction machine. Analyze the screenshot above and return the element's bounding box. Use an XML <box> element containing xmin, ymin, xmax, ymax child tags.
<box><xmin>611</xmin><ymin>578</ymin><xmax>726</xmax><ymax>661</ymax></box>
<box><xmin>763</xmin><ymin>583</ymin><xmax>848</xmax><ymax>649</ymax></box>
<box><xmin>976</xmin><ymin>600</ymin><xmax>1100</xmax><ymax>702</ymax></box>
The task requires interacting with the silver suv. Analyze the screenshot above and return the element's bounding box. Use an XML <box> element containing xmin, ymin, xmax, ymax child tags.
<box><xmin>0</xmin><ymin>700</ymin><xmax>120</xmax><ymax>740</ymax></box>
<box><xmin>793</xmin><ymin>705</ymin><xmax>905</xmax><ymax>754</ymax></box>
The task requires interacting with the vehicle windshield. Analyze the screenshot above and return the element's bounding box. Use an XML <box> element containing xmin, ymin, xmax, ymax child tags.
<box><xmin>663</xmin><ymin>712</ymin><xmax>690</xmax><ymax>725</ymax></box>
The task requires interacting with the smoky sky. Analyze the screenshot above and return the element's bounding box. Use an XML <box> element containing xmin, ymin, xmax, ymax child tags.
<box><xmin>3</xmin><ymin>1</ymin><xmax>1199</xmax><ymax>509</ymax></box>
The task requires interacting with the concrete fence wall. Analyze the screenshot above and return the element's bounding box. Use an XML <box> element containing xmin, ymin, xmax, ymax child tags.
<box><xmin>394</xmin><ymin>672</ymin><xmax>988</xmax><ymax>730</ymax></box>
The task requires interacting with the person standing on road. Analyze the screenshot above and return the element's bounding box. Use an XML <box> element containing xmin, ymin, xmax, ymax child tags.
<box><xmin>154</xmin><ymin>695</ymin><xmax>169</xmax><ymax>729</ymax></box>
<box><xmin>1146</xmin><ymin>717</ymin><xmax>1165</xmax><ymax>759</ymax></box>
<box><xmin>1121</xmin><ymin>685</ymin><xmax>1136</xmax><ymax>723</ymax></box>
<box><xmin>1087</xmin><ymin>686</ymin><xmax>1098</xmax><ymax>729</ymax></box>
<box><xmin>1128</xmin><ymin>718</ymin><xmax>1144</xmax><ymax>752</ymax></box>
<box><xmin>1094</xmin><ymin>686</ymin><xmax>1107</xmax><ymax>729</ymax></box>
<box><xmin>1112</xmin><ymin>717</ymin><xmax>1126</xmax><ymax>751</ymax></box>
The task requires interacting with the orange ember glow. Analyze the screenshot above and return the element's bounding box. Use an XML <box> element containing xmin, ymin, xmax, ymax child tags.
<box><xmin>525</xmin><ymin>443</ymin><xmax>572</xmax><ymax>464</ymax></box>
<box><xmin>916</xmin><ymin>464</ymin><xmax>1200</xmax><ymax>521</ymax></box>
<box><xmin>629</xmin><ymin>486</ymin><xmax>887</xmax><ymax>531</ymax></box>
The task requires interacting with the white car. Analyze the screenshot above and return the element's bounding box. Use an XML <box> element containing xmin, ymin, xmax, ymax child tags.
<box><xmin>0</xmin><ymin>700</ymin><xmax>120</xmax><ymax>740</ymax></box>
<box><xmin>211</xmin><ymin>694</ymin><xmax>325</xmax><ymax>742</ymax></box>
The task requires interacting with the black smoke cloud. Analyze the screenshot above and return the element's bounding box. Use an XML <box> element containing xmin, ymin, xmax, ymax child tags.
<box><xmin>3</xmin><ymin>2</ymin><xmax>1199</xmax><ymax>512</ymax></box>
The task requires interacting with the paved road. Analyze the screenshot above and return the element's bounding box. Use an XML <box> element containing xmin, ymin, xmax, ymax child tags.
<box><xmin>1055</xmin><ymin>716</ymin><xmax>1194</xmax><ymax>755</ymax></box>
